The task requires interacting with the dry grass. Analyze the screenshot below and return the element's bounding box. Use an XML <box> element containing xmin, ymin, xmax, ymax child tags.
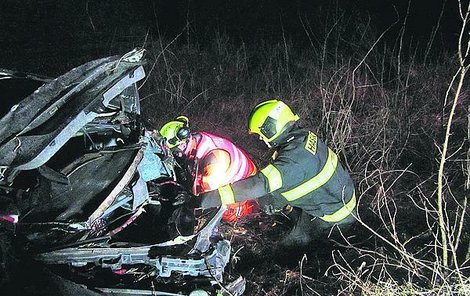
<box><xmin>137</xmin><ymin>2</ymin><xmax>469</xmax><ymax>295</ymax></box>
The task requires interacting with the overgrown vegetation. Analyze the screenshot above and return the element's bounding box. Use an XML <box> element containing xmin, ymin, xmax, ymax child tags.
<box><xmin>137</xmin><ymin>1</ymin><xmax>469</xmax><ymax>295</ymax></box>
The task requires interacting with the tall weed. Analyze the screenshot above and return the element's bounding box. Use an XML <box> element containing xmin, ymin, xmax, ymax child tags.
<box><xmin>139</xmin><ymin>2</ymin><xmax>468</xmax><ymax>293</ymax></box>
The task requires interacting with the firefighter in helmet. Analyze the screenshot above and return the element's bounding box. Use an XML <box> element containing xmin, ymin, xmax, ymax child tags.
<box><xmin>199</xmin><ymin>100</ymin><xmax>356</xmax><ymax>246</ymax></box>
<box><xmin>159</xmin><ymin>116</ymin><xmax>258</xmax><ymax>222</ymax></box>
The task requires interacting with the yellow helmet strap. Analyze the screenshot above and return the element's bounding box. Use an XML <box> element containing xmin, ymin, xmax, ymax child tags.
<box><xmin>176</xmin><ymin>115</ymin><xmax>189</xmax><ymax>127</ymax></box>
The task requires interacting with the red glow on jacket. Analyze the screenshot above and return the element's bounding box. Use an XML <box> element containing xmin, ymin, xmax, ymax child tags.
<box><xmin>183</xmin><ymin>132</ymin><xmax>258</xmax><ymax>221</ymax></box>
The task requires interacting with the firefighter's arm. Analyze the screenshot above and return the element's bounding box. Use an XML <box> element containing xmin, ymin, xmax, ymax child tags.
<box><xmin>200</xmin><ymin>172</ymin><xmax>270</xmax><ymax>209</ymax></box>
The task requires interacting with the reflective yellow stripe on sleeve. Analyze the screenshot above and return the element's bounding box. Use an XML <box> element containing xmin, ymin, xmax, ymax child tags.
<box><xmin>218</xmin><ymin>185</ymin><xmax>235</xmax><ymax>205</ymax></box>
<box><xmin>281</xmin><ymin>149</ymin><xmax>338</xmax><ymax>201</ymax></box>
<box><xmin>261</xmin><ymin>164</ymin><xmax>282</xmax><ymax>192</ymax></box>
<box><xmin>320</xmin><ymin>191</ymin><xmax>356</xmax><ymax>222</ymax></box>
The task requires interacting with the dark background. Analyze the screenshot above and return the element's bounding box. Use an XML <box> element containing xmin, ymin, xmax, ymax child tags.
<box><xmin>0</xmin><ymin>1</ymin><xmax>468</xmax><ymax>295</ymax></box>
<box><xmin>0</xmin><ymin>0</ymin><xmax>464</xmax><ymax>76</ymax></box>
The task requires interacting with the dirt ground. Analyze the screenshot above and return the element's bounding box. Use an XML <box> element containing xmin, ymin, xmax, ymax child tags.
<box><xmin>219</xmin><ymin>212</ymin><xmax>357</xmax><ymax>296</ymax></box>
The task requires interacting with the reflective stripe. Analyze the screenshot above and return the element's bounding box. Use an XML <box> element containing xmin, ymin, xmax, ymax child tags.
<box><xmin>192</xmin><ymin>132</ymin><xmax>256</xmax><ymax>194</ymax></box>
<box><xmin>282</xmin><ymin>149</ymin><xmax>338</xmax><ymax>201</ymax></box>
<box><xmin>261</xmin><ymin>164</ymin><xmax>282</xmax><ymax>192</ymax></box>
<box><xmin>320</xmin><ymin>192</ymin><xmax>356</xmax><ymax>222</ymax></box>
<box><xmin>218</xmin><ymin>185</ymin><xmax>235</xmax><ymax>205</ymax></box>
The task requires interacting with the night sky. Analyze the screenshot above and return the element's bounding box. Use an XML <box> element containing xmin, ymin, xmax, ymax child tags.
<box><xmin>0</xmin><ymin>0</ymin><xmax>464</xmax><ymax>75</ymax></box>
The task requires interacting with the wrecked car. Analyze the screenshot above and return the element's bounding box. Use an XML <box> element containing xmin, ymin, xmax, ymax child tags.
<box><xmin>0</xmin><ymin>49</ymin><xmax>245</xmax><ymax>295</ymax></box>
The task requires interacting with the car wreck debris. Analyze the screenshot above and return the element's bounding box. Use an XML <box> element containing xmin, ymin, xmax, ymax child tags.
<box><xmin>0</xmin><ymin>49</ymin><xmax>245</xmax><ymax>295</ymax></box>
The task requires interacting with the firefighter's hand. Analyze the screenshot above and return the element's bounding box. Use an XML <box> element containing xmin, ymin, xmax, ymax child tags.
<box><xmin>200</xmin><ymin>190</ymin><xmax>222</xmax><ymax>209</ymax></box>
<box><xmin>172</xmin><ymin>191</ymin><xmax>200</xmax><ymax>208</ymax></box>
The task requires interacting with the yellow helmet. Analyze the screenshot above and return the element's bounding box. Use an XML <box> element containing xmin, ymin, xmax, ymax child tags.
<box><xmin>248</xmin><ymin>100</ymin><xmax>299</xmax><ymax>144</ymax></box>
<box><xmin>159</xmin><ymin>115</ymin><xmax>191</xmax><ymax>148</ymax></box>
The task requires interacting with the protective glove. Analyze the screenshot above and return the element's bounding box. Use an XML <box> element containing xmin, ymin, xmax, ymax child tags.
<box><xmin>200</xmin><ymin>190</ymin><xmax>222</xmax><ymax>209</ymax></box>
<box><xmin>171</xmin><ymin>191</ymin><xmax>200</xmax><ymax>208</ymax></box>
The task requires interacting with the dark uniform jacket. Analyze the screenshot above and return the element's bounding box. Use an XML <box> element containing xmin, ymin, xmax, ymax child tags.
<box><xmin>200</xmin><ymin>128</ymin><xmax>356</xmax><ymax>223</ymax></box>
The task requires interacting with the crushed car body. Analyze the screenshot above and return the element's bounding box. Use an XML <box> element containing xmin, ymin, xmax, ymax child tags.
<box><xmin>0</xmin><ymin>49</ymin><xmax>245</xmax><ymax>296</ymax></box>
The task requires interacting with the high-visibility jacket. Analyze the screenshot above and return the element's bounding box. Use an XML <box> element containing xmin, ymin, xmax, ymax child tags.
<box><xmin>200</xmin><ymin>128</ymin><xmax>356</xmax><ymax>223</ymax></box>
<box><xmin>182</xmin><ymin>132</ymin><xmax>258</xmax><ymax>221</ymax></box>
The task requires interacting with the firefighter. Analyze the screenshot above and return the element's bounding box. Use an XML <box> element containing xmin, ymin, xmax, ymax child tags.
<box><xmin>159</xmin><ymin>116</ymin><xmax>258</xmax><ymax>222</ymax></box>
<box><xmin>199</xmin><ymin>100</ymin><xmax>356</xmax><ymax>246</ymax></box>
